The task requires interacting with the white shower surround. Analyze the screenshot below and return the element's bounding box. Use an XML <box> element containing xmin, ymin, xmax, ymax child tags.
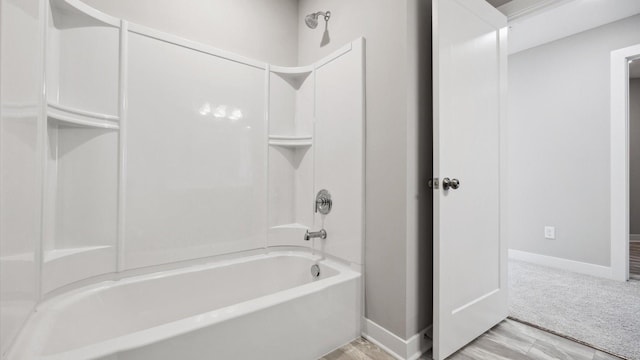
<box><xmin>4</xmin><ymin>0</ymin><xmax>365</xmax><ymax>358</ymax></box>
<box><xmin>40</xmin><ymin>0</ymin><xmax>364</xmax><ymax>291</ymax></box>
<box><xmin>8</xmin><ymin>251</ymin><xmax>361</xmax><ymax>360</ymax></box>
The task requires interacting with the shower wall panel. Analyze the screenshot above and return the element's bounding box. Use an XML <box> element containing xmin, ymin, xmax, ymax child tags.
<box><xmin>314</xmin><ymin>42</ymin><xmax>365</xmax><ymax>265</ymax></box>
<box><xmin>0</xmin><ymin>0</ymin><xmax>43</xmax><ymax>353</ymax></box>
<box><xmin>124</xmin><ymin>32</ymin><xmax>267</xmax><ymax>269</ymax></box>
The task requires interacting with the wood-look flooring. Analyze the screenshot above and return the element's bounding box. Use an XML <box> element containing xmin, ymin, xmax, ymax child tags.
<box><xmin>630</xmin><ymin>241</ymin><xmax>640</xmax><ymax>278</ymax></box>
<box><xmin>320</xmin><ymin>319</ymin><xmax>623</xmax><ymax>360</ymax></box>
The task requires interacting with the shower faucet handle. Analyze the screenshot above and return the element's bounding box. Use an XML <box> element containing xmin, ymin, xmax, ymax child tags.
<box><xmin>315</xmin><ymin>189</ymin><xmax>332</xmax><ymax>214</ymax></box>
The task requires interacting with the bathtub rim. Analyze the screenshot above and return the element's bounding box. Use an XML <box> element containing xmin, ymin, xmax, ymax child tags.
<box><xmin>8</xmin><ymin>249</ymin><xmax>361</xmax><ymax>360</ymax></box>
<box><xmin>40</xmin><ymin>246</ymin><xmax>361</xmax><ymax>301</ymax></box>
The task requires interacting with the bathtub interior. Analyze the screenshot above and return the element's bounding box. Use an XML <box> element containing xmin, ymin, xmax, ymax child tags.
<box><xmin>24</xmin><ymin>253</ymin><xmax>345</xmax><ymax>357</ymax></box>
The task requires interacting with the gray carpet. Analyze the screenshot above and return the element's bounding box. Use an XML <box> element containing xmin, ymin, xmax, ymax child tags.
<box><xmin>509</xmin><ymin>260</ymin><xmax>640</xmax><ymax>360</ymax></box>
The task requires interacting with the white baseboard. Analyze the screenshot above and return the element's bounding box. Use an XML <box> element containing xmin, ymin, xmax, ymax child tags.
<box><xmin>361</xmin><ymin>317</ymin><xmax>432</xmax><ymax>360</ymax></box>
<box><xmin>630</xmin><ymin>234</ymin><xmax>640</xmax><ymax>242</ymax></box>
<box><xmin>508</xmin><ymin>249</ymin><xmax>614</xmax><ymax>280</ymax></box>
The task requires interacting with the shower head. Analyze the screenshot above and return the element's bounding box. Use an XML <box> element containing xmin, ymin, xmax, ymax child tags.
<box><xmin>305</xmin><ymin>11</ymin><xmax>331</xmax><ymax>29</ymax></box>
<box><xmin>304</xmin><ymin>14</ymin><xmax>319</xmax><ymax>29</ymax></box>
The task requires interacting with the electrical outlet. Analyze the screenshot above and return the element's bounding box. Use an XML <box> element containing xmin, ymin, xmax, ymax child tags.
<box><xmin>544</xmin><ymin>226</ymin><xmax>555</xmax><ymax>239</ymax></box>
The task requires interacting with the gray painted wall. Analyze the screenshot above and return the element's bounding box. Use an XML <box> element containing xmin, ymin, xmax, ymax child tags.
<box><xmin>297</xmin><ymin>0</ymin><xmax>433</xmax><ymax>339</ymax></box>
<box><xmin>81</xmin><ymin>0</ymin><xmax>299</xmax><ymax>66</ymax></box>
<box><xmin>508</xmin><ymin>14</ymin><xmax>640</xmax><ymax>265</ymax></box>
<box><xmin>630</xmin><ymin>78</ymin><xmax>640</xmax><ymax>235</ymax></box>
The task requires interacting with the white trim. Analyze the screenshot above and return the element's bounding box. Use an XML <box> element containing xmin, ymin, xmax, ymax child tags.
<box><xmin>361</xmin><ymin>318</ymin><xmax>432</xmax><ymax>360</ymax></box>
<box><xmin>630</xmin><ymin>234</ymin><xmax>640</xmax><ymax>242</ymax></box>
<box><xmin>116</xmin><ymin>20</ymin><xmax>129</xmax><ymax>272</ymax></box>
<box><xmin>263</xmin><ymin>64</ymin><xmax>270</xmax><ymax>252</ymax></box>
<box><xmin>313</xmin><ymin>42</ymin><xmax>352</xmax><ymax>70</ymax></box>
<box><xmin>38</xmin><ymin>0</ymin><xmax>50</xmax><ymax>302</ymax></box>
<box><xmin>508</xmin><ymin>249</ymin><xmax>615</xmax><ymax>280</ymax></box>
<box><xmin>611</xmin><ymin>44</ymin><xmax>640</xmax><ymax>282</ymax></box>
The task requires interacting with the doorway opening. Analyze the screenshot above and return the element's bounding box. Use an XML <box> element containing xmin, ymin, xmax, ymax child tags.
<box><xmin>611</xmin><ymin>44</ymin><xmax>640</xmax><ymax>283</ymax></box>
<box><xmin>507</xmin><ymin>13</ymin><xmax>640</xmax><ymax>360</ymax></box>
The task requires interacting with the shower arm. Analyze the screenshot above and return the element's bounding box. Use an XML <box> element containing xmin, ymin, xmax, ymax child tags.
<box><xmin>313</xmin><ymin>11</ymin><xmax>331</xmax><ymax>22</ymax></box>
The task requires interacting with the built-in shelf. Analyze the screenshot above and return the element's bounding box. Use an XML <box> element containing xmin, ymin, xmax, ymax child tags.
<box><xmin>270</xmin><ymin>65</ymin><xmax>313</xmax><ymax>89</ymax></box>
<box><xmin>268</xmin><ymin>223</ymin><xmax>311</xmax><ymax>246</ymax></box>
<box><xmin>0</xmin><ymin>252</ymin><xmax>34</xmax><ymax>262</ymax></box>
<box><xmin>43</xmin><ymin>245</ymin><xmax>115</xmax><ymax>293</ymax></box>
<box><xmin>268</xmin><ymin>135</ymin><xmax>312</xmax><ymax>148</ymax></box>
<box><xmin>270</xmin><ymin>65</ymin><xmax>313</xmax><ymax>77</ymax></box>
<box><xmin>44</xmin><ymin>245</ymin><xmax>112</xmax><ymax>263</ymax></box>
<box><xmin>47</xmin><ymin>102</ymin><xmax>119</xmax><ymax>130</ymax></box>
<box><xmin>270</xmin><ymin>223</ymin><xmax>308</xmax><ymax>230</ymax></box>
<box><xmin>3</xmin><ymin>103</ymin><xmax>39</xmax><ymax>119</ymax></box>
<box><xmin>51</xmin><ymin>0</ymin><xmax>120</xmax><ymax>27</ymax></box>
<box><xmin>268</xmin><ymin>140</ymin><xmax>312</xmax><ymax>148</ymax></box>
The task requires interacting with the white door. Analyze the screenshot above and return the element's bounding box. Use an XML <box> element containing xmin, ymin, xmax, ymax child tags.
<box><xmin>432</xmin><ymin>0</ymin><xmax>508</xmax><ymax>359</ymax></box>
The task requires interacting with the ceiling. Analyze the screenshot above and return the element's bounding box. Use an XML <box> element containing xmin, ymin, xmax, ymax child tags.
<box><xmin>503</xmin><ymin>0</ymin><xmax>640</xmax><ymax>54</ymax></box>
<box><xmin>485</xmin><ymin>0</ymin><xmax>640</xmax><ymax>76</ymax></box>
<box><xmin>486</xmin><ymin>0</ymin><xmax>555</xmax><ymax>18</ymax></box>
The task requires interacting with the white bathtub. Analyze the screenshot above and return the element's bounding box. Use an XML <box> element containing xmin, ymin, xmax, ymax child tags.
<box><xmin>7</xmin><ymin>251</ymin><xmax>361</xmax><ymax>360</ymax></box>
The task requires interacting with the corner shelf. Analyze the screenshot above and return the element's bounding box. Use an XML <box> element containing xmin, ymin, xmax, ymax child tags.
<box><xmin>50</xmin><ymin>0</ymin><xmax>121</xmax><ymax>28</ymax></box>
<box><xmin>2</xmin><ymin>103</ymin><xmax>39</xmax><ymax>119</ymax></box>
<box><xmin>268</xmin><ymin>65</ymin><xmax>315</xmax><ymax>245</ymax></box>
<box><xmin>47</xmin><ymin>102</ymin><xmax>119</xmax><ymax>130</ymax></box>
<box><xmin>270</xmin><ymin>223</ymin><xmax>308</xmax><ymax>231</ymax></box>
<box><xmin>270</xmin><ymin>65</ymin><xmax>313</xmax><ymax>89</ymax></box>
<box><xmin>267</xmin><ymin>223</ymin><xmax>311</xmax><ymax>247</ymax></box>
<box><xmin>44</xmin><ymin>245</ymin><xmax>111</xmax><ymax>263</ymax></box>
<box><xmin>42</xmin><ymin>245</ymin><xmax>115</xmax><ymax>293</ymax></box>
<box><xmin>268</xmin><ymin>135</ymin><xmax>312</xmax><ymax>148</ymax></box>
